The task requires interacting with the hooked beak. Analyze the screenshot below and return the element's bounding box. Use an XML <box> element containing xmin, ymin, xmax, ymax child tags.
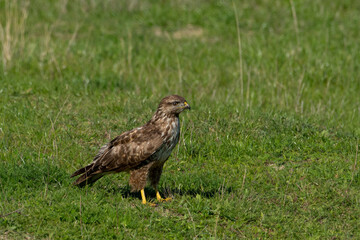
<box><xmin>183</xmin><ymin>101</ymin><xmax>191</xmax><ymax>110</ymax></box>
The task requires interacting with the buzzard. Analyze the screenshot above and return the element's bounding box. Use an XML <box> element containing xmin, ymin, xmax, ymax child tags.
<box><xmin>71</xmin><ymin>95</ymin><xmax>190</xmax><ymax>205</ymax></box>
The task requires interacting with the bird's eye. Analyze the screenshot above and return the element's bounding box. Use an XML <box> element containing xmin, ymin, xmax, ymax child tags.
<box><xmin>172</xmin><ymin>101</ymin><xmax>179</xmax><ymax>106</ymax></box>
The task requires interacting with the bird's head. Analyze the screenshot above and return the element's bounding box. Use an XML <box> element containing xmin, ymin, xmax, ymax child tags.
<box><xmin>157</xmin><ymin>95</ymin><xmax>191</xmax><ymax>116</ymax></box>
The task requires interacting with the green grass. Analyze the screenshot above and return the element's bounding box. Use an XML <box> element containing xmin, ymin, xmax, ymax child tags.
<box><xmin>1</xmin><ymin>0</ymin><xmax>360</xmax><ymax>238</ymax></box>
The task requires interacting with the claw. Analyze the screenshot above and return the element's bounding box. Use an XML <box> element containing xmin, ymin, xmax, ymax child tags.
<box><xmin>158</xmin><ymin>197</ymin><xmax>172</xmax><ymax>202</ymax></box>
<box><xmin>140</xmin><ymin>189</ymin><xmax>170</xmax><ymax>206</ymax></box>
<box><xmin>140</xmin><ymin>189</ymin><xmax>158</xmax><ymax>207</ymax></box>
<box><xmin>156</xmin><ymin>191</ymin><xmax>172</xmax><ymax>202</ymax></box>
<box><xmin>146</xmin><ymin>202</ymin><xmax>158</xmax><ymax>207</ymax></box>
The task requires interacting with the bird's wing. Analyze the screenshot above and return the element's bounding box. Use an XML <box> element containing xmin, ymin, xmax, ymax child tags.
<box><xmin>91</xmin><ymin>126</ymin><xmax>164</xmax><ymax>173</ymax></box>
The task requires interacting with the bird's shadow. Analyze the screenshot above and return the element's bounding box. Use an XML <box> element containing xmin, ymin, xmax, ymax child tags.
<box><xmin>100</xmin><ymin>183</ymin><xmax>233</xmax><ymax>201</ymax></box>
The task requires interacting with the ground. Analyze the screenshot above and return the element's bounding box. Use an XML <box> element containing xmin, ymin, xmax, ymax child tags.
<box><xmin>0</xmin><ymin>0</ymin><xmax>360</xmax><ymax>239</ymax></box>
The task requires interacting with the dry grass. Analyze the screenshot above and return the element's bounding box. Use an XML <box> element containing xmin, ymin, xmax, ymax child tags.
<box><xmin>0</xmin><ymin>0</ymin><xmax>28</xmax><ymax>70</ymax></box>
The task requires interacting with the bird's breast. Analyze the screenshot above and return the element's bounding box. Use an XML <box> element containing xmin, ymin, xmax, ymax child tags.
<box><xmin>153</xmin><ymin>118</ymin><xmax>180</xmax><ymax>162</ymax></box>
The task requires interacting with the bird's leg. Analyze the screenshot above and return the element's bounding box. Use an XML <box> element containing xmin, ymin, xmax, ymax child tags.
<box><xmin>140</xmin><ymin>189</ymin><xmax>147</xmax><ymax>204</ymax></box>
<box><xmin>155</xmin><ymin>188</ymin><xmax>172</xmax><ymax>202</ymax></box>
<box><xmin>156</xmin><ymin>191</ymin><xmax>163</xmax><ymax>201</ymax></box>
<box><xmin>141</xmin><ymin>189</ymin><xmax>157</xmax><ymax>206</ymax></box>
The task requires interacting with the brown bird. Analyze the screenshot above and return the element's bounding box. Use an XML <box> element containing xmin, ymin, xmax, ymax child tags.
<box><xmin>71</xmin><ymin>95</ymin><xmax>190</xmax><ymax>205</ymax></box>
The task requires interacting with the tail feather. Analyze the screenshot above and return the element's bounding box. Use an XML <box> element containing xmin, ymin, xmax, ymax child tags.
<box><xmin>73</xmin><ymin>172</ymin><xmax>105</xmax><ymax>187</ymax></box>
<box><xmin>70</xmin><ymin>163</ymin><xmax>94</xmax><ymax>178</ymax></box>
<box><xmin>71</xmin><ymin>163</ymin><xmax>105</xmax><ymax>187</ymax></box>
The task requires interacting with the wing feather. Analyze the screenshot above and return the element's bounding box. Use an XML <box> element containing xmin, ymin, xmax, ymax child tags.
<box><xmin>91</xmin><ymin>126</ymin><xmax>164</xmax><ymax>173</ymax></box>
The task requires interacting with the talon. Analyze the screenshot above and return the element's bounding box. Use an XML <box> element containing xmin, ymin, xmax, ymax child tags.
<box><xmin>159</xmin><ymin>197</ymin><xmax>172</xmax><ymax>202</ymax></box>
<box><xmin>141</xmin><ymin>189</ymin><xmax>158</xmax><ymax>206</ymax></box>
<box><xmin>156</xmin><ymin>191</ymin><xmax>172</xmax><ymax>202</ymax></box>
<box><xmin>147</xmin><ymin>202</ymin><xmax>158</xmax><ymax>207</ymax></box>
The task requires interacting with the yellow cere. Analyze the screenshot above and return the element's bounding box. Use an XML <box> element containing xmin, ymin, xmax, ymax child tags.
<box><xmin>184</xmin><ymin>101</ymin><xmax>188</xmax><ymax>106</ymax></box>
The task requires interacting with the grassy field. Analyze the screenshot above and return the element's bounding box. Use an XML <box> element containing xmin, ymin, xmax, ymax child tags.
<box><xmin>1</xmin><ymin>0</ymin><xmax>360</xmax><ymax>238</ymax></box>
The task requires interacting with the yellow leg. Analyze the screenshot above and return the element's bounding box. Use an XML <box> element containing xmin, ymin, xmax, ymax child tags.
<box><xmin>156</xmin><ymin>189</ymin><xmax>172</xmax><ymax>202</ymax></box>
<box><xmin>156</xmin><ymin>191</ymin><xmax>163</xmax><ymax>201</ymax></box>
<box><xmin>141</xmin><ymin>189</ymin><xmax>157</xmax><ymax>206</ymax></box>
<box><xmin>141</xmin><ymin>189</ymin><xmax>147</xmax><ymax>204</ymax></box>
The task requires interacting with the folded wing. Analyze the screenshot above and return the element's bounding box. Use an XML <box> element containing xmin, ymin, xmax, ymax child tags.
<box><xmin>71</xmin><ymin>126</ymin><xmax>164</xmax><ymax>187</ymax></box>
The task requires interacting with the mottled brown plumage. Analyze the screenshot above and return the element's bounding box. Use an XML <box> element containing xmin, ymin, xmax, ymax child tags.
<box><xmin>71</xmin><ymin>95</ymin><xmax>190</xmax><ymax>204</ymax></box>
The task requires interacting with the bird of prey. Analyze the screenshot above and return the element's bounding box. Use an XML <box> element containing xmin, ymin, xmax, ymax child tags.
<box><xmin>71</xmin><ymin>95</ymin><xmax>190</xmax><ymax>205</ymax></box>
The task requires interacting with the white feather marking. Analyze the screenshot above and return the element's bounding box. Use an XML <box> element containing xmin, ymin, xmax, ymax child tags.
<box><xmin>152</xmin><ymin>117</ymin><xmax>180</xmax><ymax>163</ymax></box>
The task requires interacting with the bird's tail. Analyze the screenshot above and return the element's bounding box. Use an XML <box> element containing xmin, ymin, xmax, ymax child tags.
<box><xmin>71</xmin><ymin>163</ymin><xmax>104</xmax><ymax>187</ymax></box>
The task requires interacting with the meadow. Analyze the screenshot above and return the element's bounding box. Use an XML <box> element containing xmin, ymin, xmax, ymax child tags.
<box><xmin>1</xmin><ymin>0</ymin><xmax>359</xmax><ymax>238</ymax></box>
